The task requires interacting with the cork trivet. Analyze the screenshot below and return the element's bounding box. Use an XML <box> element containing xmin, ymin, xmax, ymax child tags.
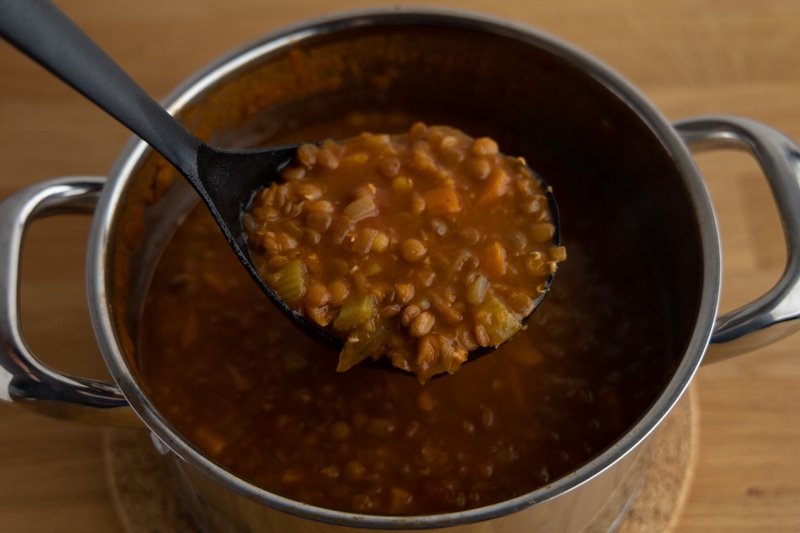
<box><xmin>103</xmin><ymin>430</ymin><xmax>199</xmax><ymax>533</ymax></box>
<box><xmin>104</xmin><ymin>387</ymin><xmax>697</xmax><ymax>533</ymax></box>
<box><xmin>604</xmin><ymin>385</ymin><xmax>698</xmax><ymax>533</ymax></box>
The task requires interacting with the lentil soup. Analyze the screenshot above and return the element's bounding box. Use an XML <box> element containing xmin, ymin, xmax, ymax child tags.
<box><xmin>139</xmin><ymin>181</ymin><xmax>671</xmax><ymax>516</ymax></box>
<box><xmin>243</xmin><ymin>123</ymin><xmax>563</xmax><ymax>381</ymax></box>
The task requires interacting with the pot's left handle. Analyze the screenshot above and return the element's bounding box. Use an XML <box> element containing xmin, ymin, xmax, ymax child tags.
<box><xmin>0</xmin><ymin>177</ymin><xmax>140</xmax><ymax>426</ymax></box>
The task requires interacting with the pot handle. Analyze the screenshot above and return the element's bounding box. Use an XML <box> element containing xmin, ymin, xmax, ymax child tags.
<box><xmin>0</xmin><ymin>177</ymin><xmax>139</xmax><ymax>426</ymax></box>
<box><xmin>676</xmin><ymin>115</ymin><xmax>800</xmax><ymax>363</ymax></box>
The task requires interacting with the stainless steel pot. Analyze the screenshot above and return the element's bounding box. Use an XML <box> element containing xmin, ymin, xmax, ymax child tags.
<box><xmin>2</xmin><ymin>8</ymin><xmax>800</xmax><ymax>533</ymax></box>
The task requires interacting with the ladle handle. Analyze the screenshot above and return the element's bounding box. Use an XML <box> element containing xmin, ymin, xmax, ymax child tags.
<box><xmin>676</xmin><ymin>115</ymin><xmax>800</xmax><ymax>363</ymax></box>
<box><xmin>0</xmin><ymin>0</ymin><xmax>200</xmax><ymax>180</ymax></box>
<box><xmin>0</xmin><ymin>177</ymin><xmax>139</xmax><ymax>427</ymax></box>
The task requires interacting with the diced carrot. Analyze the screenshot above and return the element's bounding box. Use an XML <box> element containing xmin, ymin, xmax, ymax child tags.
<box><xmin>483</xmin><ymin>242</ymin><xmax>507</xmax><ymax>278</ymax></box>
<box><xmin>479</xmin><ymin>167</ymin><xmax>511</xmax><ymax>204</ymax></box>
<box><xmin>387</xmin><ymin>486</ymin><xmax>413</xmax><ymax>514</ymax></box>
<box><xmin>305</xmin><ymin>304</ymin><xmax>333</xmax><ymax>327</ymax></box>
<box><xmin>280</xmin><ymin>468</ymin><xmax>308</xmax><ymax>485</ymax></box>
<box><xmin>202</xmin><ymin>272</ymin><xmax>228</xmax><ymax>293</ymax></box>
<box><xmin>423</xmin><ymin>186</ymin><xmax>462</xmax><ymax>216</ymax></box>
<box><xmin>550</xmin><ymin>245</ymin><xmax>568</xmax><ymax>262</ymax></box>
<box><xmin>192</xmin><ymin>425</ymin><xmax>228</xmax><ymax>456</ymax></box>
<box><xmin>508</xmin><ymin>346</ymin><xmax>544</xmax><ymax>367</ymax></box>
<box><xmin>180</xmin><ymin>309</ymin><xmax>199</xmax><ymax>349</ymax></box>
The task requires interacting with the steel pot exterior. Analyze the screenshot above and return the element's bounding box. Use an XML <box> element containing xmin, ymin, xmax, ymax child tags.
<box><xmin>91</xmin><ymin>9</ymin><xmax>719</xmax><ymax>532</ymax></box>
<box><xmin>2</xmin><ymin>7</ymin><xmax>800</xmax><ymax>533</ymax></box>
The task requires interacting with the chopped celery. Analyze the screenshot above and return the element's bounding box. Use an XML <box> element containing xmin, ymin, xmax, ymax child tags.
<box><xmin>271</xmin><ymin>260</ymin><xmax>307</xmax><ymax>303</ymax></box>
<box><xmin>337</xmin><ymin>322</ymin><xmax>391</xmax><ymax>372</ymax></box>
<box><xmin>353</xmin><ymin>227</ymin><xmax>379</xmax><ymax>254</ymax></box>
<box><xmin>343</xmin><ymin>194</ymin><xmax>378</xmax><ymax>222</ymax></box>
<box><xmin>333</xmin><ymin>294</ymin><xmax>376</xmax><ymax>332</ymax></box>
<box><xmin>476</xmin><ymin>294</ymin><xmax>523</xmax><ymax>346</ymax></box>
<box><xmin>466</xmin><ymin>275</ymin><xmax>490</xmax><ymax>305</ymax></box>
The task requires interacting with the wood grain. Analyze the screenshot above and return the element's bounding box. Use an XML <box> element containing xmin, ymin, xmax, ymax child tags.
<box><xmin>1</xmin><ymin>0</ymin><xmax>799</xmax><ymax>531</ymax></box>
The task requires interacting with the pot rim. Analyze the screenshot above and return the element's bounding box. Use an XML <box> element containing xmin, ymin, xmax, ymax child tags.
<box><xmin>88</xmin><ymin>6</ymin><xmax>721</xmax><ymax>528</ymax></box>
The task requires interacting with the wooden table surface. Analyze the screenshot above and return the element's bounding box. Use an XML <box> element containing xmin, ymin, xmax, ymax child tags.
<box><xmin>1</xmin><ymin>0</ymin><xmax>799</xmax><ymax>531</ymax></box>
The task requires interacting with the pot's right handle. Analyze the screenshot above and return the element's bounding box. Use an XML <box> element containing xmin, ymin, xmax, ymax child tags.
<box><xmin>676</xmin><ymin>115</ymin><xmax>800</xmax><ymax>363</ymax></box>
<box><xmin>0</xmin><ymin>177</ymin><xmax>139</xmax><ymax>426</ymax></box>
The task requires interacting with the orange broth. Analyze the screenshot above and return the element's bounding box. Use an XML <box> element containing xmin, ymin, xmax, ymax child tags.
<box><xmin>139</xmin><ymin>202</ymin><xmax>670</xmax><ymax>516</ymax></box>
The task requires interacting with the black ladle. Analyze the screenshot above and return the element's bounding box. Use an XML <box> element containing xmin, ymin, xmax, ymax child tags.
<box><xmin>0</xmin><ymin>0</ymin><xmax>560</xmax><ymax>373</ymax></box>
<box><xmin>0</xmin><ymin>0</ymin><xmax>343</xmax><ymax>350</ymax></box>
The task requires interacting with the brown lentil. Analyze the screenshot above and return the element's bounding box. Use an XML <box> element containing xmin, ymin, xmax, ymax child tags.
<box><xmin>243</xmin><ymin>124</ymin><xmax>564</xmax><ymax>381</ymax></box>
<box><xmin>409</xmin><ymin>311</ymin><xmax>435</xmax><ymax>338</ymax></box>
<box><xmin>401</xmin><ymin>238</ymin><xmax>428</xmax><ymax>263</ymax></box>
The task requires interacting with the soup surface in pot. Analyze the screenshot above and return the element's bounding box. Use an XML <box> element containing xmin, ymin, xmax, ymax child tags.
<box><xmin>138</xmin><ymin>126</ymin><xmax>673</xmax><ymax>516</ymax></box>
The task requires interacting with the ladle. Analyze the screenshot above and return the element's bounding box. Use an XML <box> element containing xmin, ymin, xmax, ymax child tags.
<box><xmin>0</xmin><ymin>0</ymin><xmax>342</xmax><ymax>349</ymax></box>
<box><xmin>0</xmin><ymin>0</ymin><xmax>559</xmax><ymax>373</ymax></box>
